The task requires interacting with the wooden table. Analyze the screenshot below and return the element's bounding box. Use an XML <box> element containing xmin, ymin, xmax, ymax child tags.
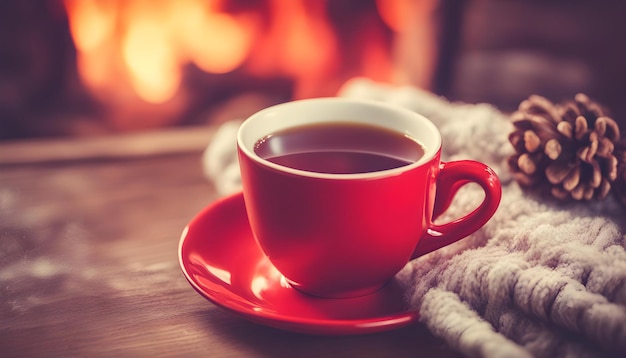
<box><xmin>0</xmin><ymin>127</ymin><xmax>461</xmax><ymax>357</ymax></box>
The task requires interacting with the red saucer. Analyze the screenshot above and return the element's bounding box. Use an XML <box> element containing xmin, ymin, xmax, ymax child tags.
<box><xmin>178</xmin><ymin>192</ymin><xmax>419</xmax><ymax>335</ymax></box>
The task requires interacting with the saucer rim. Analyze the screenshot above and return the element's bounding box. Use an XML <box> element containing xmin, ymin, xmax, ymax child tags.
<box><xmin>178</xmin><ymin>192</ymin><xmax>420</xmax><ymax>335</ymax></box>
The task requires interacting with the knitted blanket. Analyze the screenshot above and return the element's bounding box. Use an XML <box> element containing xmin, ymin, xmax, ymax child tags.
<box><xmin>202</xmin><ymin>78</ymin><xmax>626</xmax><ymax>358</ymax></box>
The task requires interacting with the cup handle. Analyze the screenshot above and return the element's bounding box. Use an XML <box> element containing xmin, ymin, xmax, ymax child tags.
<box><xmin>411</xmin><ymin>160</ymin><xmax>502</xmax><ymax>258</ymax></box>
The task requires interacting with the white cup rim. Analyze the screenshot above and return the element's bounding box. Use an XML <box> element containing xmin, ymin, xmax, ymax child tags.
<box><xmin>237</xmin><ymin>97</ymin><xmax>442</xmax><ymax>180</ymax></box>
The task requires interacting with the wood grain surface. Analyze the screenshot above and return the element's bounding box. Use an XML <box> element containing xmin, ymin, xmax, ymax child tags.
<box><xmin>0</xmin><ymin>129</ymin><xmax>462</xmax><ymax>357</ymax></box>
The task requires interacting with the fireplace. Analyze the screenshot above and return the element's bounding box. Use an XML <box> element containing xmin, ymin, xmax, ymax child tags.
<box><xmin>1</xmin><ymin>0</ymin><xmax>432</xmax><ymax>141</ymax></box>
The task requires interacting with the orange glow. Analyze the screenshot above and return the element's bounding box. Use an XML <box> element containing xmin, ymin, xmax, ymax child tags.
<box><xmin>361</xmin><ymin>23</ymin><xmax>394</xmax><ymax>82</ymax></box>
<box><xmin>376</xmin><ymin>0</ymin><xmax>412</xmax><ymax>33</ymax></box>
<box><xmin>379</xmin><ymin>0</ymin><xmax>440</xmax><ymax>88</ymax></box>
<box><xmin>65</xmin><ymin>0</ymin><xmax>116</xmax><ymax>90</ymax></box>
<box><xmin>64</xmin><ymin>0</ymin><xmax>253</xmax><ymax>105</ymax></box>
<box><xmin>169</xmin><ymin>0</ymin><xmax>255</xmax><ymax>74</ymax></box>
<box><xmin>63</xmin><ymin>0</ymin><xmax>398</xmax><ymax>129</ymax></box>
<box><xmin>122</xmin><ymin>18</ymin><xmax>181</xmax><ymax>103</ymax></box>
<box><xmin>246</xmin><ymin>0</ymin><xmax>339</xmax><ymax>99</ymax></box>
<box><xmin>65</xmin><ymin>0</ymin><xmax>115</xmax><ymax>53</ymax></box>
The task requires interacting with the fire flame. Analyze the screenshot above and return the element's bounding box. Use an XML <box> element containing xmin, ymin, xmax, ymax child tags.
<box><xmin>64</xmin><ymin>0</ymin><xmax>254</xmax><ymax>104</ymax></box>
<box><xmin>245</xmin><ymin>0</ymin><xmax>338</xmax><ymax>99</ymax></box>
<box><xmin>63</xmin><ymin>0</ymin><xmax>400</xmax><ymax>129</ymax></box>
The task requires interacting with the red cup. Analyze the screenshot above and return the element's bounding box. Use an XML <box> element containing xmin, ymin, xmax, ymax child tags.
<box><xmin>237</xmin><ymin>98</ymin><xmax>501</xmax><ymax>298</ymax></box>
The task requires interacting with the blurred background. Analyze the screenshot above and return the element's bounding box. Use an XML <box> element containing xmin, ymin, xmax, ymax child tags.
<box><xmin>1</xmin><ymin>0</ymin><xmax>625</xmax><ymax>141</ymax></box>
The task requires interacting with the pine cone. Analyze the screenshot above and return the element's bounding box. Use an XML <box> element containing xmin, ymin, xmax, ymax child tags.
<box><xmin>508</xmin><ymin>93</ymin><xmax>624</xmax><ymax>203</ymax></box>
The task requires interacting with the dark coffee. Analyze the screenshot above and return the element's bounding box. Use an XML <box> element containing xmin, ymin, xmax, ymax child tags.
<box><xmin>254</xmin><ymin>122</ymin><xmax>425</xmax><ymax>174</ymax></box>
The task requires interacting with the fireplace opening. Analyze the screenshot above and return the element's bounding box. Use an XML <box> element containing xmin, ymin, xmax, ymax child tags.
<box><xmin>0</xmin><ymin>0</ymin><xmax>416</xmax><ymax>141</ymax></box>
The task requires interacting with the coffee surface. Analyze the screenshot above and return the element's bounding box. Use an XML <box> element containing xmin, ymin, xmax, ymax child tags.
<box><xmin>254</xmin><ymin>122</ymin><xmax>425</xmax><ymax>174</ymax></box>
